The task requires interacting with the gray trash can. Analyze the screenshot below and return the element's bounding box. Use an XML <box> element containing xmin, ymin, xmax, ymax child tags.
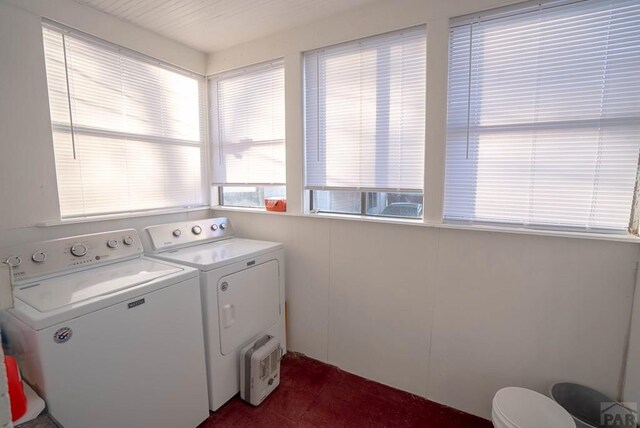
<box><xmin>551</xmin><ymin>383</ymin><xmax>637</xmax><ymax>428</ymax></box>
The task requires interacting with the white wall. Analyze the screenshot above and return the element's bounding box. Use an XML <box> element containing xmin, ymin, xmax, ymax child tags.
<box><xmin>216</xmin><ymin>210</ymin><xmax>639</xmax><ymax>418</ymax></box>
<box><xmin>207</xmin><ymin>0</ymin><xmax>640</xmax><ymax>419</ymax></box>
<box><xmin>0</xmin><ymin>0</ymin><xmax>210</xmax><ymax>246</ymax></box>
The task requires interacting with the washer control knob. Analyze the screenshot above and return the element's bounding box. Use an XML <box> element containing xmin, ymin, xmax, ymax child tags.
<box><xmin>107</xmin><ymin>239</ymin><xmax>118</xmax><ymax>249</ymax></box>
<box><xmin>32</xmin><ymin>252</ymin><xmax>47</xmax><ymax>263</ymax></box>
<box><xmin>211</xmin><ymin>224</ymin><xmax>218</xmax><ymax>231</ymax></box>
<box><xmin>219</xmin><ymin>223</ymin><xmax>226</xmax><ymax>230</ymax></box>
<box><xmin>173</xmin><ymin>229</ymin><xmax>182</xmax><ymax>237</ymax></box>
<box><xmin>123</xmin><ymin>236</ymin><xmax>134</xmax><ymax>246</ymax></box>
<box><xmin>192</xmin><ymin>226</ymin><xmax>202</xmax><ymax>235</ymax></box>
<box><xmin>70</xmin><ymin>243</ymin><xmax>88</xmax><ymax>257</ymax></box>
<box><xmin>6</xmin><ymin>256</ymin><xmax>22</xmax><ymax>267</ymax></box>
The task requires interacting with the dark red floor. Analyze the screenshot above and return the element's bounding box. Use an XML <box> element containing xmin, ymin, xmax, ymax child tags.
<box><xmin>198</xmin><ymin>353</ymin><xmax>492</xmax><ymax>428</ymax></box>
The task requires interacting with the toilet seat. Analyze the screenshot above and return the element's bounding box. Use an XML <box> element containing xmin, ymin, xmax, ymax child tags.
<box><xmin>492</xmin><ymin>387</ymin><xmax>576</xmax><ymax>428</ymax></box>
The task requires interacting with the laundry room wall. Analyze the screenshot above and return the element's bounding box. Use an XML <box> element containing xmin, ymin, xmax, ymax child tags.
<box><xmin>1</xmin><ymin>0</ymin><xmax>639</xmax><ymax>421</ymax></box>
<box><xmin>207</xmin><ymin>0</ymin><xmax>640</xmax><ymax>419</ymax></box>
<box><xmin>0</xmin><ymin>0</ymin><xmax>212</xmax><ymax>247</ymax></box>
<box><xmin>215</xmin><ymin>210</ymin><xmax>639</xmax><ymax>419</ymax></box>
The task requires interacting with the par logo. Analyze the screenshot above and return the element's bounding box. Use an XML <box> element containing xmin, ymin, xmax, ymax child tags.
<box><xmin>600</xmin><ymin>402</ymin><xmax>637</xmax><ymax>427</ymax></box>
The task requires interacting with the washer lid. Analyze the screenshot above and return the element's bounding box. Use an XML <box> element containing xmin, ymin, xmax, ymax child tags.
<box><xmin>152</xmin><ymin>238</ymin><xmax>283</xmax><ymax>271</ymax></box>
<box><xmin>493</xmin><ymin>387</ymin><xmax>576</xmax><ymax>428</ymax></box>
<box><xmin>15</xmin><ymin>258</ymin><xmax>182</xmax><ymax>312</ymax></box>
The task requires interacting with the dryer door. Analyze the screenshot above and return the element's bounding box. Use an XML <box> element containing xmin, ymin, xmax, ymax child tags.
<box><xmin>217</xmin><ymin>260</ymin><xmax>280</xmax><ymax>355</ymax></box>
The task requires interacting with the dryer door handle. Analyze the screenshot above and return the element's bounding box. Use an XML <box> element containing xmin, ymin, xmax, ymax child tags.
<box><xmin>223</xmin><ymin>304</ymin><xmax>235</xmax><ymax>328</ymax></box>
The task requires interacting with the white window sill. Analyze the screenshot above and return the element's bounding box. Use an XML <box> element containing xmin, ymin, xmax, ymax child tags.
<box><xmin>212</xmin><ymin>205</ymin><xmax>422</xmax><ymax>224</ymax></box>
<box><xmin>435</xmin><ymin>222</ymin><xmax>640</xmax><ymax>244</ymax></box>
<box><xmin>211</xmin><ymin>205</ymin><xmax>640</xmax><ymax>244</ymax></box>
<box><xmin>37</xmin><ymin>206</ymin><xmax>212</xmax><ymax>227</ymax></box>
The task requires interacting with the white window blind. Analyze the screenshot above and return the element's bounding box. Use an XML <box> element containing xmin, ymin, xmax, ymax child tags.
<box><xmin>42</xmin><ymin>22</ymin><xmax>205</xmax><ymax>219</ymax></box>
<box><xmin>209</xmin><ymin>60</ymin><xmax>285</xmax><ymax>186</ymax></box>
<box><xmin>444</xmin><ymin>0</ymin><xmax>640</xmax><ymax>233</ymax></box>
<box><xmin>304</xmin><ymin>27</ymin><xmax>426</xmax><ymax>192</ymax></box>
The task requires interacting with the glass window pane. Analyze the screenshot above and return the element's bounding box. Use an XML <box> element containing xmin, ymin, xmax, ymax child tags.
<box><xmin>366</xmin><ymin>192</ymin><xmax>423</xmax><ymax>218</ymax></box>
<box><xmin>312</xmin><ymin>190</ymin><xmax>361</xmax><ymax>214</ymax></box>
<box><xmin>221</xmin><ymin>186</ymin><xmax>285</xmax><ymax>208</ymax></box>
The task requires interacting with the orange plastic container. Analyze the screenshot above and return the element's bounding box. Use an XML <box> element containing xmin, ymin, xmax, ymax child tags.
<box><xmin>5</xmin><ymin>355</ymin><xmax>27</xmax><ymax>422</ymax></box>
<box><xmin>265</xmin><ymin>197</ymin><xmax>286</xmax><ymax>212</ymax></box>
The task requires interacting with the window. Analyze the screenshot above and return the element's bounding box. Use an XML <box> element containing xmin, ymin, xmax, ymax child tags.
<box><xmin>42</xmin><ymin>22</ymin><xmax>206</xmax><ymax>219</ymax></box>
<box><xmin>220</xmin><ymin>186</ymin><xmax>286</xmax><ymax>208</ymax></box>
<box><xmin>209</xmin><ymin>60</ymin><xmax>285</xmax><ymax>208</ymax></box>
<box><xmin>311</xmin><ymin>191</ymin><xmax>424</xmax><ymax>218</ymax></box>
<box><xmin>304</xmin><ymin>27</ymin><xmax>426</xmax><ymax>219</ymax></box>
<box><xmin>444</xmin><ymin>0</ymin><xmax>640</xmax><ymax>233</ymax></box>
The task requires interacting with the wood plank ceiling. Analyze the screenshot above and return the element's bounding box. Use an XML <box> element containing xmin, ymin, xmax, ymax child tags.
<box><xmin>74</xmin><ymin>0</ymin><xmax>379</xmax><ymax>52</ymax></box>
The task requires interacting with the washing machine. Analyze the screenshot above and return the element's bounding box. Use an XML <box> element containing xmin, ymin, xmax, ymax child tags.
<box><xmin>0</xmin><ymin>229</ymin><xmax>210</xmax><ymax>428</ymax></box>
<box><xmin>144</xmin><ymin>217</ymin><xmax>286</xmax><ymax>411</ymax></box>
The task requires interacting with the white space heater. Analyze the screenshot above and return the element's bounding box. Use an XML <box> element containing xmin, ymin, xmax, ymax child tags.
<box><xmin>240</xmin><ymin>335</ymin><xmax>281</xmax><ymax>406</ymax></box>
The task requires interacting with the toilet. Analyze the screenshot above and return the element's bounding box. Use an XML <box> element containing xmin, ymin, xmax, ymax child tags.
<box><xmin>492</xmin><ymin>387</ymin><xmax>576</xmax><ymax>428</ymax></box>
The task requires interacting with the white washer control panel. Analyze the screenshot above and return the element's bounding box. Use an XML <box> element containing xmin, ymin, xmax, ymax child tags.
<box><xmin>145</xmin><ymin>218</ymin><xmax>234</xmax><ymax>252</ymax></box>
<box><xmin>1</xmin><ymin>229</ymin><xmax>143</xmax><ymax>283</ymax></box>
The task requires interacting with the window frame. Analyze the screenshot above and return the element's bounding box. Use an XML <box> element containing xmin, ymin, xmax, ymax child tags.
<box><xmin>37</xmin><ymin>6</ymin><xmax>640</xmax><ymax>242</ymax></box>
<box><xmin>208</xmin><ymin>59</ymin><xmax>286</xmax><ymax>209</ymax></box>
<box><xmin>303</xmin><ymin>26</ymin><xmax>427</xmax><ymax>217</ymax></box>
<box><xmin>217</xmin><ymin>185</ymin><xmax>286</xmax><ymax>209</ymax></box>
<box><xmin>309</xmin><ymin>190</ymin><xmax>424</xmax><ymax>220</ymax></box>
<box><xmin>42</xmin><ymin>20</ymin><xmax>208</xmax><ymax>220</ymax></box>
<box><xmin>442</xmin><ymin>0</ymin><xmax>640</xmax><ymax>235</ymax></box>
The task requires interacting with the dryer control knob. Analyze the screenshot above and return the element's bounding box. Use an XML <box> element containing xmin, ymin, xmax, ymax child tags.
<box><xmin>123</xmin><ymin>236</ymin><xmax>135</xmax><ymax>246</ymax></box>
<box><xmin>107</xmin><ymin>239</ymin><xmax>118</xmax><ymax>249</ymax></box>
<box><xmin>70</xmin><ymin>243</ymin><xmax>88</xmax><ymax>257</ymax></box>
<box><xmin>211</xmin><ymin>224</ymin><xmax>218</xmax><ymax>231</ymax></box>
<box><xmin>32</xmin><ymin>252</ymin><xmax>47</xmax><ymax>263</ymax></box>
<box><xmin>192</xmin><ymin>226</ymin><xmax>202</xmax><ymax>235</ymax></box>
<box><xmin>173</xmin><ymin>229</ymin><xmax>182</xmax><ymax>237</ymax></box>
<box><xmin>220</xmin><ymin>223</ymin><xmax>226</xmax><ymax>230</ymax></box>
